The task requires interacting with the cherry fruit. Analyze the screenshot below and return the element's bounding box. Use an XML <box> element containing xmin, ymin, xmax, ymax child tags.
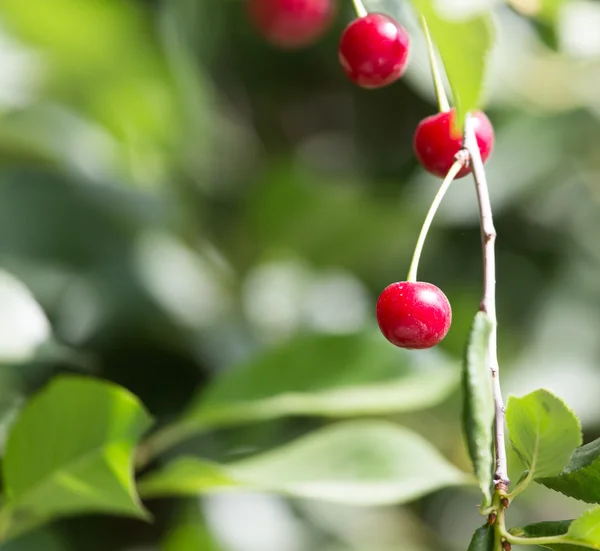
<box><xmin>376</xmin><ymin>281</ymin><xmax>451</xmax><ymax>349</ymax></box>
<box><xmin>339</xmin><ymin>13</ymin><xmax>410</xmax><ymax>89</ymax></box>
<box><xmin>248</xmin><ymin>0</ymin><xmax>336</xmax><ymax>49</ymax></box>
<box><xmin>413</xmin><ymin>109</ymin><xmax>494</xmax><ymax>179</ymax></box>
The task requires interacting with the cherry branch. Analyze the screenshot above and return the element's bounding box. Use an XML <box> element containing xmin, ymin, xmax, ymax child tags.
<box><xmin>463</xmin><ymin>114</ymin><xmax>510</xmax><ymax>493</ymax></box>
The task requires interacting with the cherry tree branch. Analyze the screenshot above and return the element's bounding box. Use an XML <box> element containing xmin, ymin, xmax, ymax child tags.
<box><xmin>463</xmin><ymin>114</ymin><xmax>510</xmax><ymax>493</ymax></box>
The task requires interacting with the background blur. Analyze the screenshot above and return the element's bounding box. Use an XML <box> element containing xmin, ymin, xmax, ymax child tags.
<box><xmin>0</xmin><ymin>0</ymin><xmax>599</xmax><ymax>549</ymax></box>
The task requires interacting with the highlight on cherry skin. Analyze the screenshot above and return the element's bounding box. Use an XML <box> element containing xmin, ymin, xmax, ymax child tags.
<box><xmin>338</xmin><ymin>13</ymin><xmax>410</xmax><ymax>89</ymax></box>
<box><xmin>413</xmin><ymin>108</ymin><xmax>494</xmax><ymax>179</ymax></box>
<box><xmin>247</xmin><ymin>0</ymin><xmax>337</xmax><ymax>49</ymax></box>
<box><xmin>376</xmin><ymin>281</ymin><xmax>452</xmax><ymax>349</ymax></box>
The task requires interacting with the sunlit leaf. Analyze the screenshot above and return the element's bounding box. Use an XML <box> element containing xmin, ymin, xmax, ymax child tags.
<box><xmin>3</xmin><ymin>376</ymin><xmax>152</xmax><ymax>539</ymax></box>
<box><xmin>516</xmin><ymin>508</ymin><xmax>600</xmax><ymax>550</ymax></box>
<box><xmin>361</xmin><ymin>0</ymin><xmax>494</xmax><ymax>126</ymax></box>
<box><xmin>182</xmin><ymin>330</ymin><xmax>459</xmax><ymax>432</ymax></box>
<box><xmin>412</xmin><ymin>0</ymin><xmax>494</xmax><ymax>126</ymax></box>
<box><xmin>563</xmin><ymin>509</ymin><xmax>600</xmax><ymax>550</ymax></box>
<box><xmin>139</xmin><ymin>421</ymin><xmax>472</xmax><ymax>505</ymax></box>
<box><xmin>506</xmin><ymin>389</ymin><xmax>581</xmax><ymax>479</ymax></box>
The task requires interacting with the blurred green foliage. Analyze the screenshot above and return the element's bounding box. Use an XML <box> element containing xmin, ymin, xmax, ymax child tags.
<box><xmin>0</xmin><ymin>0</ymin><xmax>599</xmax><ymax>549</ymax></box>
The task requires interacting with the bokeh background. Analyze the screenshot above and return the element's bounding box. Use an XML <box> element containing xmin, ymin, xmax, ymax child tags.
<box><xmin>0</xmin><ymin>0</ymin><xmax>599</xmax><ymax>549</ymax></box>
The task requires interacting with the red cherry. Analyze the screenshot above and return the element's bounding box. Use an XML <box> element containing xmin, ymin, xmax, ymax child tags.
<box><xmin>338</xmin><ymin>13</ymin><xmax>410</xmax><ymax>89</ymax></box>
<box><xmin>248</xmin><ymin>0</ymin><xmax>336</xmax><ymax>49</ymax></box>
<box><xmin>376</xmin><ymin>281</ymin><xmax>451</xmax><ymax>349</ymax></box>
<box><xmin>413</xmin><ymin>109</ymin><xmax>494</xmax><ymax>179</ymax></box>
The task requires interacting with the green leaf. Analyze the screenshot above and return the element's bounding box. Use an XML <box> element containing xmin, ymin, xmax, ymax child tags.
<box><xmin>462</xmin><ymin>312</ymin><xmax>494</xmax><ymax>506</ymax></box>
<box><xmin>506</xmin><ymin>389</ymin><xmax>582</xmax><ymax>479</ymax></box>
<box><xmin>0</xmin><ymin>528</ymin><xmax>69</xmax><ymax>551</ymax></box>
<box><xmin>467</xmin><ymin>524</ymin><xmax>495</xmax><ymax>551</ymax></box>
<box><xmin>139</xmin><ymin>421</ymin><xmax>472</xmax><ymax>505</ymax></box>
<box><xmin>410</xmin><ymin>0</ymin><xmax>495</xmax><ymax>126</ymax></box>
<box><xmin>185</xmin><ymin>331</ymin><xmax>459</xmax><ymax>429</ymax></box>
<box><xmin>538</xmin><ymin>0</ymin><xmax>565</xmax><ymax>22</ymax></box>
<box><xmin>513</xmin><ymin>519</ymin><xmax>578</xmax><ymax>551</ymax></box>
<box><xmin>539</xmin><ymin>437</ymin><xmax>600</xmax><ymax>504</ymax></box>
<box><xmin>565</xmin><ymin>509</ymin><xmax>600</xmax><ymax>549</ymax></box>
<box><xmin>518</xmin><ymin>520</ymin><xmax>574</xmax><ymax>537</ymax></box>
<box><xmin>0</xmin><ymin>0</ymin><xmax>182</xmax><ymax>179</ymax></box>
<box><xmin>162</xmin><ymin>506</ymin><xmax>224</xmax><ymax>551</ymax></box>
<box><xmin>2</xmin><ymin>375</ymin><xmax>153</xmax><ymax>539</ymax></box>
<box><xmin>140</xmin><ymin>459</ymin><xmax>240</xmax><ymax>497</ymax></box>
<box><xmin>516</xmin><ymin>508</ymin><xmax>600</xmax><ymax>550</ymax></box>
<box><xmin>163</xmin><ymin>523</ymin><xmax>223</xmax><ymax>551</ymax></box>
<box><xmin>507</xmin><ymin>0</ymin><xmax>565</xmax><ymax>24</ymax></box>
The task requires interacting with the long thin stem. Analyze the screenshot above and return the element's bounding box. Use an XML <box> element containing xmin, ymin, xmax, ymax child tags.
<box><xmin>351</xmin><ymin>0</ymin><xmax>367</xmax><ymax>18</ymax></box>
<box><xmin>497</xmin><ymin>510</ymin><xmax>566</xmax><ymax>547</ymax></box>
<box><xmin>135</xmin><ymin>420</ymin><xmax>201</xmax><ymax>471</ymax></box>
<box><xmin>420</xmin><ymin>16</ymin><xmax>450</xmax><ymax>113</ymax></box>
<box><xmin>505</xmin><ymin>534</ymin><xmax>566</xmax><ymax>547</ymax></box>
<box><xmin>464</xmin><ymin>114</ymin><xmax>509</xmax><ymax>492</ymax></box>
<box><xmin>407</xmin><ymin>159</ymin><xmax>464</xmax><ymax>282</ymax></box>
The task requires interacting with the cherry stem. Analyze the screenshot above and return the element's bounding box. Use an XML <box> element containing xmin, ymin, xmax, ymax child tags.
<box><xmin>351</xmin><ymin>0</ymin><xmax>368</xmax><ymax>18</ymax></box>
<box><xmin>420</xmin><ymin>16</ymin><xmax>450</xmax><ymax>113</ymax></box>
<box><xmin>464</xmin><ymin>113</ymin><xmax>510</xmax><ymax>492</ymax></box>
<box><xmin>406</xmin><ymin>159</ymin><xmax>464</xmax><ymax>283</ymax></box>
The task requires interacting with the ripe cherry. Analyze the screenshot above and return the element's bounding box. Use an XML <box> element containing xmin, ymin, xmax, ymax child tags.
<box><xmin>376</xmin><ymin>281</ymin><xmax>451</xmax><ymax>349</ymax></box>
<box><xmin>247</xmin><ymin>0</ymin><xmax>336</xmax><ymax>49</ymax></box>
<box><xmin>338</xmin><ymin>13</ymin><xmax>410</xmax><ymax>89</ymax></box>
<box><xmin>413</xmin><ymin>109</ymin><xmax>494</xmax><ymax>179</ymax></box>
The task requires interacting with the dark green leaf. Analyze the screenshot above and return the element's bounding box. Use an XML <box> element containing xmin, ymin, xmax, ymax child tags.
<box><xmin>0</xmin><ymin>528</ymin><xmax>69</xmax><ymax>551</ymax></box>
<box><xmin>2</xmin><ymin>375</ymin><xmax>152</xmax><ymax>539</ymax></box>
<box><xmin>517</xmin><ymin>519</ymin><xmax>573</xmax><ymax>538</ymax></box>
<box><xmin>139</xmin><ymin>421</ymin><xmax>472</xmax><ymax>505</ymax></box>
<box><xmin>506</xmin><ymin>389</ymin><xmax>582</xmax><ymax>479</ymax></box>
<box><xmin>184</xmin><ymin>331</ymin><xmax>459</xmax><ymax>429</ymax></box>
<box><xmin>462</xmin><ymin>312</ymin><xmax>494</xmax><ymax>506</ymax></box>
<box><xmin>513</xmin><ymin>520</ymin><xmax>579</xmax><ymax>551</ymax></box>
<box><xmin>467</xmin><ymin>524</ymin><xmax>495</xmax><ymax>551</ymax></box>
<box><xmin>539</xmin><ymin>437</ymin><xmax>600</xmax><ymax>503</ymax></box>
<box><xmin>515</xmin><ymin>508</ymin><xmax>600</xmax><ymax>550</ymax></box>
